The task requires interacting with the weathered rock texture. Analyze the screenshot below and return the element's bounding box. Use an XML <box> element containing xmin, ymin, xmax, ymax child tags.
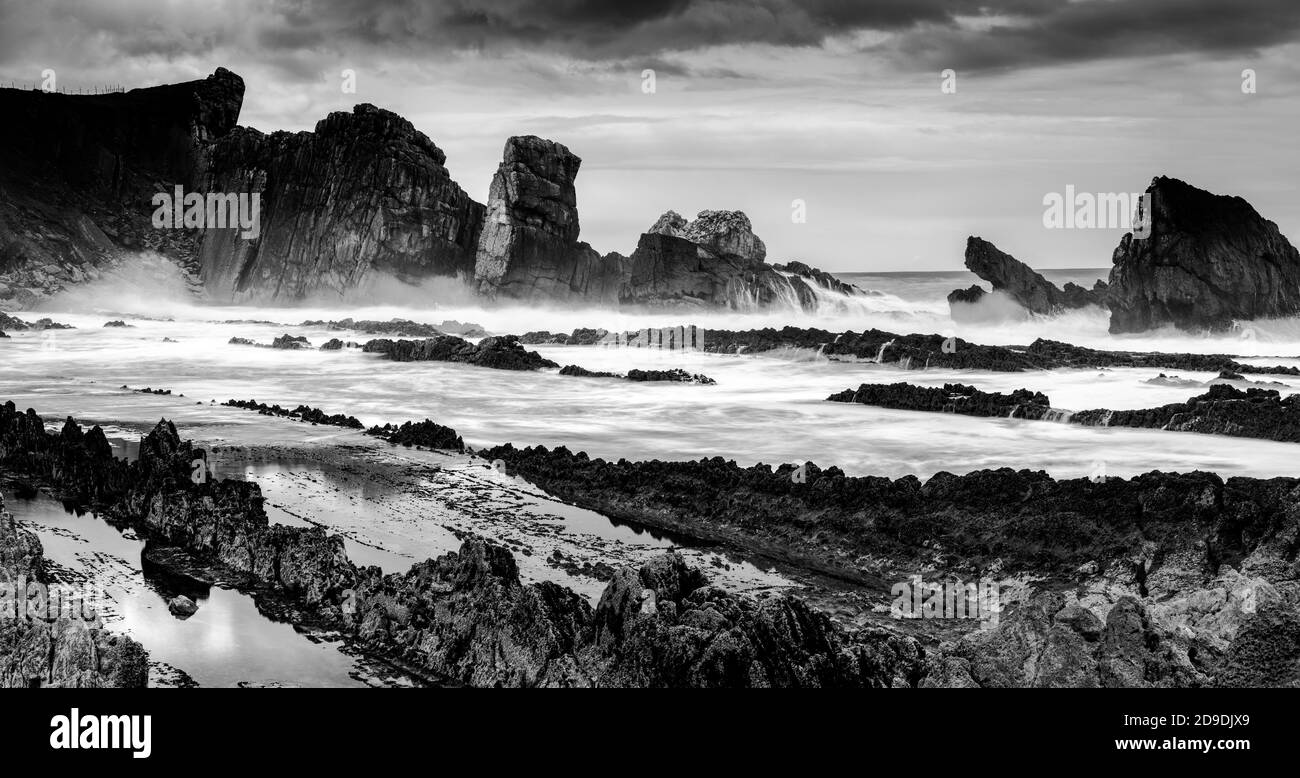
<box><xmin>197</xmin><ymin>104</ymin><xmax>484</xmax><ymax>300</ymax></box>
<box><xmin>362</xmin><ymin>335</ymin><xmax>559</xmax><ymax>370</ymax></box>
<box><xmin>1</xmin><ymin>493</ymin><xmax>149</xmax><ymax>687</ymax></box>
<box><xmin>473</xmin><ymin>136</ymin><xmax>618</xmax><ymax>302</ymax></box>
<box><xmin>1108</xmin><ymin>177</ymin><xmax>1300</xmax><ymax>333</ymax></box>
<box><xmin>953</xmin><ymin>237</ymin><xmax>1106</xmax><ymax>315</ymax></box>
<box><xmin>470</xmin><ymin>144</ymin><xmax>862</xmax><ymax>311</ymax></box>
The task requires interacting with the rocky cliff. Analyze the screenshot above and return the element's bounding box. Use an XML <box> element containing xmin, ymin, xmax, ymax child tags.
<box><xmin>1</xmin><ymin>70</ymin><xmax>859</xmax><ymax>312</ymax></box>
<box><xmin>0</xmin><ymin>68</ymin><xmax>245</xmax><ymax>307</ymax></box>
<box><xmin>197</xmin><ymin>104</ymin><xmax>484</xmax><ymax>301</ymax></box>
<box><xmin>1107</xmin><ymin>176</ymin><xmax>1300</xmax><ymax>333</ymax></box>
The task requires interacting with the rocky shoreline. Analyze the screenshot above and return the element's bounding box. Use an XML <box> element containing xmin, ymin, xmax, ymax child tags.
<box><xmin>479</xmin><ymin>442</ymin><xmax>1300</xmax><ymax>686</ymax></box>
<box><xmin>9</xmin><ymin>391</ymin><xmax>1297</xmax><ymax>686</ymax></box>
<box><xmin>1</xmin><ymin>400</ymin><xmax>916</xmax><ymax>687</ymax></box>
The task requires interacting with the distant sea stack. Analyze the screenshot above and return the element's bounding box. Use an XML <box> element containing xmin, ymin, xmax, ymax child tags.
<box><xmin>1107</xmin><ymin>176</ymin><xmax>1300</xmax><ymax>333</ymax></box>
<box><xmin>0</xmin><ymin>69</ymin><xmax>861</xmax><ymax>312</ymax></box>
<box><xmin>948</xmin><ymin>236</ymin><xmax>1106</xmax><ymax>317</ymax></box>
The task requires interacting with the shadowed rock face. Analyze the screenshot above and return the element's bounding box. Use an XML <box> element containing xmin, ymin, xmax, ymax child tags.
<box><xmin>0</xmin><ymin>68</ymin><xmax>245</xmax><ymax>308</ymax></box>
<box><xmin>957</xmin><ymin>236</ymin><xmax>1106</xmax><ymax>315</ymax></box>
<box><xmin>473</xmin><ymin>135</ymin><xmax>621</xmax><ymax>303</ymax></box>
<box><xmin>1108</xmin><ymin>176</ymin><xmax>1300</xmax><ymax>333</ymax></box>
<box><xmin>197</xmin><ymin>104</ymin><xmax>485</xmax><ymax>301</ymax></box>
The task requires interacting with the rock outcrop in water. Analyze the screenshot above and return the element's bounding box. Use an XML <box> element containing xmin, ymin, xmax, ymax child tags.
<box><xmin>555</xmin><ymin>324</ymin><xmax>1298</xmax><ymax>376</ymax></box>
<box><xmin>828</xmin><ymin>380</ymin><xmax>1300</xmax><ymax>444</ymax></box>
<box><xmin>362</xmin><ymin>335</ymin><xmax>559</xmax><ymax>370</ymax></box>
<box><xmin>0</xmin><ymin>72</ymin><xmax>859</xmax><ymax>312</ymax></box>
<box><xmin>827</xmin><ymin>382</ymin><xmax>1054</xmax><ymax>420</ymax></box>
<box><xmin>1107</xmin><ymin>177</ymin><xmax>1300</xmax><ymax>333</ymax></box>
<box><xmin>558</xmin><ymin>365</ymin><xmax>716</xmax><ymax>384</ymax></box>
<box><xmin>952</xmin><ymin>237</ymin><xmax>1107</xmax><ymax>316</ymax></box>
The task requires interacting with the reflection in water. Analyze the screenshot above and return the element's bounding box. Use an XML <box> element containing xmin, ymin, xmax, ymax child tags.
<box><xmin>2</xmin><ymin>489</ymin><xmax>393</xmax><ymax>688</ymax></box>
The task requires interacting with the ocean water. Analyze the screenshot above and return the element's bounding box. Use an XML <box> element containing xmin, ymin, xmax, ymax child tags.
<box><xmin>2</xmin><ymin>260</ymin><xmax>1297</xmax><ymax>484</ymax></box>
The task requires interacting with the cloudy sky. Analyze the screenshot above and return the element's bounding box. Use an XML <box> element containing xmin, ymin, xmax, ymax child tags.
<box><xmin>3</xmin><ymin>0</ymin><xmax>1299</xmax><ymax>271</ymax></box>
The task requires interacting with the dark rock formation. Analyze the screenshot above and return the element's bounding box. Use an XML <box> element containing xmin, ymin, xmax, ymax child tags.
<box><xmin>0</xmin><ymin>313</ymin><xmax>73</xmax><ymax>330</ymax></box>
<box><xmin>519</xmin><ymin>328</ymin><xmax>609</xmax><ymax>346</ymax></box>
<box><xmin>271</xmin><ymin>334</ymin><xmax>310</xmax><ymax>349</ymax></box>
<box><xmin>1108</xmin><ymin>176</ymin><xmax>1300</xmax><ymax>333</ymax></box>
<box><xmin>362</xmin><ymin>335</ymin><xmax>559</xmax><ymax>370</ymax></box>
<box><xmin>958</xmin><ymin>236</ymin><xmax>1106</xmax><ymax>315</ymax></box>
<box><xmin>469</xmin><ymin>139</ymin><xmax>863</xmax><ymax>310</ymax></box>
<box><xmin>197</xmin><ymin>103</ymin><xmax>484</xmax><ymax>301</ymax></box>
<box><xmin>366</xmin><ymin>420</ymin><xmax>464</xmax><ymax>451</ymax></box>
<box><xmin>1072</xmin><ymin>384</ymin><xmax>1300</xmax><ymax>442</ymax></box>
<box><xmin>603</xmin><ymin>324</ymin><xmax>1298</xmax><ymax>376</ymax></box>
<box><xmin>0</xmin><ymin>69</ymin><xmax>244</xmax><ymax>307</ymax></box>
<box><xmin>558</xmin><ymin>365</ymin><xmax>716</xmax><ymax>384</ymax></box>
<box><xmin>221</xmin><ymin>399</ymin><xmax>364</xmax><ymax>429</ymax></box>
<box><xmin>946</xmin><ymin>284</ymin><xmax>986</xmax><ymax>305</ymax></box>
<box><xmin>827</xmin><ymin>382</ymin><xmax>1053</xmax><ymax>420</ymax></box>
<box><xmin>473</xmin><ymin>135</ymin><xmax>619</xmax><ymax>302</ymax></box>
<box><xmin>626</xmin><ymin>369</ymin><xmax>715</xmax><ymax>385</ymax></box>
<box><xmin>103</xmin><ymin>320</ymin><xmax>130</xmax><ymax>328</ymax></box>
<box><xmin>302</xmin><ymin>318</ymin><xmax>487</xmax><ymax>338</ymax></box>
<box><xmin>830</xmin><ymin>380</ymin><xmax>1300</xmax><ymax>445</ymax></box>
<box><xmin>558</xmin><ymin>365</ymin><xmax>619</xmax><ymax>378</ymax></box>
<box><xmin>227</xmin><ymin>334</ymin><xmax>312</xmax><ymax>349</ymax></box>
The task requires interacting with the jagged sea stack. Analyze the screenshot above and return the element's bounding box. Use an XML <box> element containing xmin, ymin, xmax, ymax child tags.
<box><xmin>1107</xmin><ymin>176</ymin><xmax>1300</xmax><ymax>333</ymax></box>
<box><xmin>473</xmin><ymin>136</ymin><xmax>620</xmax><ymax>303</ymax></box>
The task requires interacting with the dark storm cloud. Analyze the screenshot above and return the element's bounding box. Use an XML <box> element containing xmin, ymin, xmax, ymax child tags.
<box><xmin>3</xmin><ymin>0</ymin><xmax>1299</xmax><ymax>74</ymax></box>
<box><xmin>882</xmin><ymin>0</ymin><xmax>1300</xmax><ymax>72</ymax></box>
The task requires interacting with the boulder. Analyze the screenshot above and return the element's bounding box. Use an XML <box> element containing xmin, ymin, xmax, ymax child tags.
<box><xmin>167</xmin><ymin>595</ymin><xmax>198</xmax><ymax>617</ymax></box>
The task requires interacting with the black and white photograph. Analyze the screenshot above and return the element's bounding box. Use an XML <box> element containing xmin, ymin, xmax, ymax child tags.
<box><xmin>0</xmin><ymin>0</ymin><xmax>1294</xmax><ymax>762</ymax></box>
